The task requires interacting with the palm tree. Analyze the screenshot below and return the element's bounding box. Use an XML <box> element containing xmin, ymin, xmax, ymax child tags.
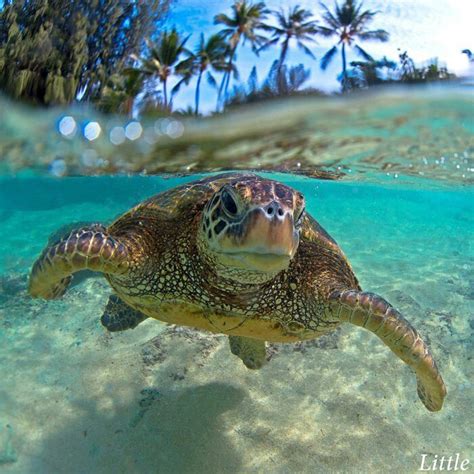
<box><xmin>214</xmin><ymin>1</ymin><xmax>269</xmax><ymax>108</ymax></box>
<box><xmin>99</xmin><ymin>68</ymin><xmax>144</xmax><ymax>117</ymax></box>
<box><xmin>140</xmin><ymin>28</ymin><xmax>191</xmax><ymax>110</ymax></box>
<box><xmin>260</xmin><ymin>5</ymin><xmax>318</xmax><ymax>77</ymax></box>
<box><xmin>347</xmin><ymin>56</ymin><xmax>396</xmax><ymax>88</ymax></box>
<box><xmin>318</xmin><ymin>0</ymin><xmax>389</xmax><ymax>90</ymax></box>
<box><xmin>191</xmin><ymin>33</ymin><xmax>229</xmax><ymax>115</ymax></box>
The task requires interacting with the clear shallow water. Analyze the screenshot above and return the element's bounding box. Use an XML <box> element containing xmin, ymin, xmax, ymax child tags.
<box><xmin>0</xmin><ymin>173</ymin><xmax>472</xmax><ymax>472</ymax></box>
<box><xmin>0</xmin><ymin>86</ymin><xmax>473</xmax><ymax>472</ymax></box>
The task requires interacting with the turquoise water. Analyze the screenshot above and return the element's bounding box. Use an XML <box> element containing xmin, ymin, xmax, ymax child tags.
<box><xmin>1</xmin><ymin>174</ymin><xmax>473</xmax><ymax>472</ymax></box>
<box><xmin>0</xmin><ymin>89</ymin><xmax>473</xmax><ymax>473</ymax></box>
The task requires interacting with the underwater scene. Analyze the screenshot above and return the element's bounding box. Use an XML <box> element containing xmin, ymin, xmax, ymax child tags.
<box><xmin>0</xmin><ymin>87</ymin><xmax>473</xmax><ymax>473</ymax></box>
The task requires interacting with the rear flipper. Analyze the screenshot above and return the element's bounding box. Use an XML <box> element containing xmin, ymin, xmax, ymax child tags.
<box><xmin>101</xmin><ymin>295</ymin><xmax>149</xmax><ymax>332</ymax></box>
<box><xmin>29</xmin><ymin>224</ymin><xmax>129</xmax><ymax>299</ymax></box>
<box><xmin>229</xmin><ymin>336</ymin><xmax>267</xmax><ymax>370</ymax></box>
<box><xmin>330</xmin><ymin>290</ymin><xmax>447</xmax><ymax>412</ymax></box>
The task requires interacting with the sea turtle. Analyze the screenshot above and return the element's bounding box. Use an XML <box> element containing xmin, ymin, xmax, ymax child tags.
<box><xmin>28</xmin><ymin>173</ymin><xmax>446</xmax><ymax>411</ymax></box>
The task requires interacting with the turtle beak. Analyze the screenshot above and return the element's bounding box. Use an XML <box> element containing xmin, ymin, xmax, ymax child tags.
<box><xmin>240</xmin><ymin>205</ymin><xmax>298</xmax><ymax>258</ymax></box>
<box><xmin>219</xmin><ymin>203</ymin><xmax>299</xmax><ymax>272</ymax></box>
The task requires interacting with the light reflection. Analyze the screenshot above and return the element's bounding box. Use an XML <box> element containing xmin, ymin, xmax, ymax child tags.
<box><xmin>125</xmin><ymin>121</ymin><xmax>143</xmax><ymax>140</ymax></box>
<box><xmin>84</xmin><ymin>121</ymin><xmax>101</xmax><ymax>141</ymax></box>
<box><xmin>159</xmin><ymin>118</ymin><xmax>171</xmax><ymax>134</ymax></box>
<box><xmin>110</xmin><ymin>126</ymin><xmax>126</xmax><ymax>145</ymax></box>
<box><xmin>58</xmin><ymin>116</ymin><xmax>77</xmax><ymax>138</ymax></box>
<box><xmin>49</xmin><ymin>158</ymin><xmax>67</xmax><ymax>176</ymax></box>
<box><xmin>144</xmin><ymin>127</ymin><xmax>158</xmax><ymax>145</ymax></box>
<box><xmin>165</xmin><ymin>120</ymin><xmax>184</xmax><ymax>138</ymax></box>
<box><xmin>81</xmin><ymin>149</ymin><xmax>98</xmax><ymax>167</ymax></box>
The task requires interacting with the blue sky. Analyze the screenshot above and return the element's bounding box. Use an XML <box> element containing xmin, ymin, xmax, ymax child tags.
<box><xmin>168</xmin><ymin>0</ymin><xmax>473</xmax><ymax>113</ymax></box>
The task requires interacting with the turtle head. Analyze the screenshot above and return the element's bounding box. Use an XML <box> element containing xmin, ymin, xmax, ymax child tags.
<box><xmin>198</xmin><ymin>176</ymin><xmax>305</xmax><ymax>283</ymax></box>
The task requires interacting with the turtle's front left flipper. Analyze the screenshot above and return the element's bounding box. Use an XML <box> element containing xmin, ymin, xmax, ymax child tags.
<box><xmin>330</xmin><ymin>290</ymin><xmax>446</xmax><ymax>412</ymax></box>
<box><xmin>29</xmin><ymin>224</ymin><xmax>129</xmax><ymax>299</ymax></box>
<box><xmin>101</xmin><ymin>295</ymin><xmax>148</xmax><ymax>332</ymax></box>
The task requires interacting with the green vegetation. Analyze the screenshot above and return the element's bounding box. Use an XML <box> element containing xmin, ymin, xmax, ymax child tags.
<box><xmin>345</xmin><ymin>57</ymin><xmax>396</xmax><ymax>89</ymax></box>
<box><xmin>318</xmin><ymin>0</ymin><xmax>389</xmax><ymax>90</ymax></box>
<box><xmin>227</xmin><ymin>59</ymin><xmax>320</xmax><ymax>107</ymax></box>
<box><xmin>259</xmin><ymin>5</ymin><xmax>318</xmax><ymax>80</ymax></box>
<box><xmin>0</xmin><ymin>0</ymin><xmax>459</xmax><ymax>115</ymax></box>
<box><xmin>99</xmin><ymin>68</ymin><xmax>145</xmax><ymax>117</ymax></box>
<box><xmin>397</xmin><ymin>50</ymin><xmax>457</xmax><ymax>83</ymax></box>
<box><xmin>0</xmin><ymin>0</ymin><xmax>172</xmax><ymax>105</ymax></box>
<box><xmin>188</xmin><ymin>34</ymin><xmax>229</xmax><ymax>115</ymax></box>
<box><xmin>135</xmin><ymin>28</ymin><xmax>192</xmax><ymax>110</ymax></box>
<box><xmin>214</xmin><ymin>1</ymin><xmax>269</xmax><ymax>108</ymax></box>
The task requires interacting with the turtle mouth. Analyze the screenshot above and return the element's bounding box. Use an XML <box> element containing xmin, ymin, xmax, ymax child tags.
<box><xmin>218</xmin><ymin>250</ymin><xmax>292</xmax><ymax>273</ymax></box>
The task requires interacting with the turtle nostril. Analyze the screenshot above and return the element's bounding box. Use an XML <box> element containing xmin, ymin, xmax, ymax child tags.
<box><xmin>277</xmin><ymin>208</ymin><xmax>284</xmax><ymax>216</ymax></box>
<box><xmin>267</xmin><ymin>206</ymin><xmax>274</xmax><ymax>215</ymax></box>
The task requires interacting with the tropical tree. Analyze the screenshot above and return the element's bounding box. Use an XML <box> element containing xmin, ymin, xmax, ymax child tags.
<box><xmin>264</xmin><ymin>60</ymin><xmax>311</xmax><ymax>96</ymax></box>
<box><xmin>397</xmin><ymin>51</ymin><xmax>455</xmax><ymax>84</ymax></box>
<box><xmin>139</xmin><ymin>28</ymin><xmax>192</xmax><ymax>110</ymax></box>
<box><xmin>0</xmin><ymin>0</ymin><xmax>172</xmax><ymax>105</ymax></box>
<box><xmin>98</xmin><ymin>68</ymin><xmax>145</xmax><ymax>116</ymax></box>
<box><xmin>227</xmin><ymin>59</ymin><xmax>312</xmax><ymax>106</ymax></box>
<box><xmin>214</xmin><ymin>1</ymin><xmax>269</xmax><ymax>108</ymax></box>
<box><xmin>190</xmin><ymin>33</ymin><xmax>229</xmax><ymax>115</ymax></box>
<box><xmin>318</xmin><ymin>0</ymin><xmax>389</xmax><ymax>91</ymax></box>
<box><xmin>346</xmin><ymin>56</ymin><xmax>396</xmax><ymax>89</ymax></box>
<box><xmin>260</xmin><ymin>5</ymin><xmax>318</xmax><ymax>77</ymax></box>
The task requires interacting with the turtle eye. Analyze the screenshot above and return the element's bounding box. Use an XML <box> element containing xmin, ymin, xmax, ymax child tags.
<box><xmin>221</xmin><ymin>189</ymin><xmax>238</xmax><ymax>216</ymax></box>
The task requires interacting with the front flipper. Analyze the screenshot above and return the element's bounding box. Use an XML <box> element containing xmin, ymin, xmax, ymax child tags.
<box><xmin>29</xmin><ymin>224</ymin><xmax>129</xmax><ymax>299</ymax></box>
<box><xmin>101</xmin><ymin>295</ymin><xmax>148</xmax><ymax>332</ymax></box>
<box><xmin>330</xmin><ymin>290</ymin><xmax>446</xmax><ymax>412</ymax></box>
<box><xmin>229</xmin><ymin>336</ymin><xmax>267</xmax><ymax>370</ymax></box>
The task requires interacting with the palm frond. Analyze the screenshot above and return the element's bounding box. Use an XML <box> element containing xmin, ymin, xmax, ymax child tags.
<box><xmin>320</xmin><ymin>45</ymin><xmax>338</xmax><ymax>70</ymax></box>
<box><xmin>171</xmin><ymin>75</ymin><xmax>190</xmax><ymax>96</ymax></box>
<box><xmin>207</xmin><ymin>72</ymin><xmax>218</xmax><ymax>88</ymax></box>
<box><xmin>297</xmin><ymin>41</ymin><xmax>316</xmax><ymax>59</ymax></box>
<box><xmin>214</xmin><ymin>13</ymin><xmax>235</xmax><ymax>27</ymax></box>
<box><xmin>318</xmin><ymin>26</ymin><xmax>338</xmax><ymax>37</ymax></box>
<box><xmin>357</xmin><ymin>29</ymin><xmax>389</xmax><ymax>42</ymax></box>
<box><xmin>351</xmin><ymin>9</ymin><xmax>375</xmax><ymax>30</ymax></box>
<box><xmin>319</xmin><ymin>2</ymin><xmax>340</xmax><ymax>29</ymax></box>
<box><xmin>257</xmin><ymin>37</ymin><xmax>280</xmax><ymax>53</ymax></box>
<box><xmin>354</xmin><ymin>44</ymin><xmax>374</xmax><ymax>61</ymax></box>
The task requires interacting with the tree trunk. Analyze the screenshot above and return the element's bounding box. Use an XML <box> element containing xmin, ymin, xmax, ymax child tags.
<box><xmin>163</xmin><ymin>77</ymin><xmax>168</xmax><ymax>109</ymax></box>
<box><xmin>125</xmin><ymin>96</ymin><xmax>134</xmax><ymax>118</ymax></box>
<box><xmin>341</xmin><ymin>42</ymin><xmax>347</xmax><ymax>91</ymax></box>
<box><xmin>277</xmin><ymin>38</ymin><xmax>289</xmax><ymax>94</ymax></box>
<box><xmin>277</xmin><ymin>38</ymin><xmax>289</xmax><ymax>75</ymax></box>
<box><xmin>223</xmin><ymin>53</ymin><xmax>234</xmax><ymax>103</ymax></box>
<box><xmin>218</xmin><ymin>45</ymin><xmax>237</xmax><ymax>110</ymax></box>
<box><xmin>195</xmin><ymin>69</ymin><xmax>203</xmax><ymax>115</ymax></box>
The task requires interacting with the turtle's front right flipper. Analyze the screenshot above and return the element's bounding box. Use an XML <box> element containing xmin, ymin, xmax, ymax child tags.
<box><xmin>29</xmin><ymin>224</ymin><xmax>129</xmax><ymax>299</ymax></box>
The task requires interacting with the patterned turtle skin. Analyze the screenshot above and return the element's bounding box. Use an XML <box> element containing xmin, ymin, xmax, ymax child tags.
<box><xmin>28</xmin><ymin>173</ymin><xmax>446</xmax><ymax>412</ymax></box>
